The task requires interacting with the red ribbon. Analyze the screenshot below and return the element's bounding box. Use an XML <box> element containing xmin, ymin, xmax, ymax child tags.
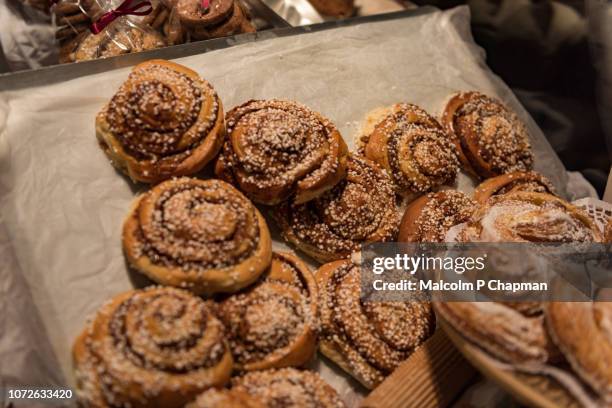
<box><xmin>201</xmin><ymin>0</ymin><xmax>209</xmax><ymax>10</ymax></box>
<box><xmin>90</xmin><ymin>0</ymin><xmax>153</xmax><ymax>34</ymax></box>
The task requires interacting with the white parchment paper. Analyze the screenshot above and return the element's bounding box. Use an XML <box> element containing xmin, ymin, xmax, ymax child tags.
<box><xmin>0</xmin><ymin>6</ymin><xmax>577</xmax><ymax>407</ymax></box>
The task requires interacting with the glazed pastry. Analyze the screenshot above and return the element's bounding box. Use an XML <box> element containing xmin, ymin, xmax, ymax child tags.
<box><xmin>317</xmin><ymin>260</ymin><xmax>435</xmax><ymax>388</ymax></box>
<box><xmin>307</xmin><ymin>0</ymin><xmax>354</xmax><ymax>17</ymax></box>
<box><xmin>398</xmin><ymin>190</ymin><xmax>476</xmax><ymax>243</ymax></box>
<box><xmin>232</xmin><ymin>368</ymin><xmax>346</xmax><ymax>407</ymax></box>
<box><xmin>72</xmin><ymin>25</ymin><xmax>166</xmax><ymax>62</ymax></box>
<box><xmin>96</xmin><ymin>59</ymin><xmax>225</xmax><ymax>183</ymax></box>
<box><xmin>214</xmin><ymin>252</ymin><xmax>318</xmax><ymax>371</ymax></box>
<box><xmin>73</xmin><ymin>287</ymin><xmax>233</xmax><ymax>408</ymax></box>
<box><xmin>186</xmin><ymin>389</ymin><xmax>264</xmax><ymax>408</ymax></box>
<box><xmin>277</xmin><ymin>155</ymin><xmax>399</xmax><ymax>263</ymax></box>
<box><xmin>122</xmin><ymin>177</ymin><xmax>272</xmax><ymax>295</ymax></box>
<box><xmin>441</xmin><ymin>91</ymin><xmax>534</xmax><ymax>178</ymax></box>
<box><xmin>456</xmin><ymin>192</ymin><xmax>603</xmax><ymax>243</ymax></box>
<box><xmin>177</xmin><ymin>0</ymin><xmax>255</xmax><ymax>41</ymax></box>
<box><xmin>363</xmin><ymin>103</ymin><xmax>459</xmax><ymax>197</ymax></box>
<box><xmin>215</xmin><ymin>99</ymin><xmax>349</xmax><ymax>205</ymax></box>
<box><xmin>546</xmin><ymin>302</ymin><xmax>612</xmax><ymax>403</ymax></box>
<box><xmin>473</xmin><ymin>171</ymin><xmax>556</xmax><ymax>204</ymax></box>
<box><xmin>435</xmin><ymin>302</ymin><xmax>559</xmax><ymax>364</ymax></box>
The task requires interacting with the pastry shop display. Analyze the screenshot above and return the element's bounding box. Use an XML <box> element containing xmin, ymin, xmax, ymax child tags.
<box><xmin>276</xmin><ymin>155</ymin><xmax>399</xmax><ymax>263</ymax></box>
<box><xmin>441</xmin><ymin>91</ymin><xmax>534</xmax><ymax>179</ymax></box>
<box><xmin>546</xmin><ymin>302</ymin><xmax>612</xmax><ymax>404</ymax></box>
<box><xmin>96</xmin><ymin>59</ymin><xmax>225</xmax><ymax>183</ymax></box>
<box><xmin>398</xmin><ymin>190</ymin><xmax>476</xmax><ymax>243</ymax></box>
<box><xmin>214</xmin><ymin>252</ymin><xmax>318</xmax><ymax>371</ymax></box>
<box><xmin>473</xmin><ymin>171</ymin><xmax>556</xmax><ymax>204</ymax></box>
<box><xmin>72</xmin><ymin>287</ymin><xmax>233</xmax><ymax>408</ymax></box>
<box><xmin>316</xmin><ymin>260</ymin><xmax>435</xmax><ymax>389</ymax></box>
<box><xmin>231</xmin><ymin>368</ymin><xmax>347</xmax><ymax>408</ymax></box>
<box><xmin>176</xmin><ymin>0</ymin><xmax>256</xmax><ymax>41</ymax></box>
<box><xmin>122</xmin><ymin>177</ymin><xmax>272</xmax><ymax>295</ymax></box>
<box><xmin>455</xmin><ymin>192</ymin><xmax>603</xmax><ymax>243</ymax></box>
<box><xmin>362</xmin><ymin>103</ymin><xmax>460</xmax><ymax>197</ymax></box>
<box><xmin>215</xmin><ymin>99</ymin><xmax>349</xmax><ymax>205</ymax></box>
<box><xmin>435</xmin><ymin>302</ymin><xmax>560</xmax><ymax>365</ymax></box>
<box><xmin>186</xmin><ymin>388</ymin><xmax>265</xmax><ymax>408</ymax></box>
<box><xmin>307</xmin><ymin>0</ymin><xmax>355</xmax><ymax>18</ymax></box>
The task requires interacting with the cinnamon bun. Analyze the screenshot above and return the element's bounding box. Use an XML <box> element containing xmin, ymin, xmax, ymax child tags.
<box><xmin>276</xmin><ymin>155</ymin><xmax>399</xmax><ymax>263</ymax></box>
<box><xmin>546</xmin><ymin>302</ymin><xmax>612</xmax><ymax>403</ymax></box>
<box><xmin>186</xmin><ymin>389</ymin><xmax>264</xmax><ymax>408</ymax></box>
<box><xmin>317</xmin><ymin>260</ymin><xmax>435</xmax><ymax>388</ymax></box>
<box><xmin>178</xmin><ymin>0</ymin><xmax>256</xmax><ymax>41</ymax></box>
<box><xmin>441</xmin><ymin>91</ymin><xmax>534</xmax><ymax>178</ymax></box>
<box><xmin>398</xmin><ymin>190</ymin><xmax>476</xmax><ymax>243</ymax></box>
<box><xmin>73</xmin><ymin>287</ymin><xmax>233</xmax><ymax>408</ymax></box>
<box><xmin>96</xmin><ymin>60</ymin><xmax>225</xmax><ymax>183</ymax></box>
<box><xmin>363</xmin><ymin>103</ymin><xmax>459</xmax><ymax>197</ymax></box>
<box><xmin>215</xmin><ymin>99</ymin><xmax>349</xmax><ymax>205</ymax></box>
<box><xmin>473</xmin><ymin>171</ymin><xmax>556</xmax><ymax>204</ymax></box>
<box><xmin>307</xmin><ymin>0</ymin><xmax>355</xmax><ymax>17</ymax></box>
<box><xmin>232</xmin><ymin>368</ymin><xmax>346</xmax><ymax>407</ymax></box>
<box><xmin>122</xmin><ymin>177</ymin><xmax>272</xmax><ymax>295</ymax></box>
<box><xmin>456</xmin><ymin>192</ymin><xmax>603</xmax><ymax>243</ymax></box>
<box><xmin>214</xmin><ymin>252</ymin><xmax>318</xmax><ymax>371</ymax></box>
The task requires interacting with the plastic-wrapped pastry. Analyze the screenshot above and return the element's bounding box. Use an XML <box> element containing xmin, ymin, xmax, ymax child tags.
<box><xmin>73</xmin><ymin>287</ymin><xmax>233</xmax><ymax>408</ymax></box>
<box><xmin>216</xmin><ymin>99</ymin><xmax>349</xmax><ymax>205</ymax></box>
<box><xmin>177</xmin><ymin>0</ymin><xmax>255</xmax><ymax>41</ymax></box>
<box><xmin>605</xmin><ymin>218</ymin><xmax>612</xmax><ymax>243</ymax></box>
<box><xmin>317</xmin><ymin>260</ymin><xmax>435</xmax><ymax>388</ymax></box>
<box><xmin>276</xmin><ymin>155</ymin><xmax>399</xmax><ymax>263</ymax></box>
<box><xmin>398</xmin><ymin>190</ymin><xmax>476</xmax><ymax>243</ymax></box>
<box><xmin>214</xmin><ymin>252</ymin><xmax>318</xmax><ymax>371</ymax></box>
<box><xmin>122</xmin><ymin>177</ymin><xmax>272</xmax><ymax>295</ymax></box>
<box><xmin>546</xmin><ymin>302</ymin><xmax>612</xmax><ymax>404</ymax></box>
<box><xmin>96</xmin><ymin>59</ymin><xmax>225</xmax><ymax>183</ymax></box>
<box><xmin>231</xmin><ymin>368</ymin><xmax>347</xmax><ymax>407</ymax></box>
<box><xmin>363</xmin><ymin>103</ymin><xmax>459</xmax><ymax>197</ymax></box>
<box><xmin>441</xmin><ymin>91</ymin><xmax>534</xmax><ymax>178</ymax></box>
<box><xmin>473</xmin><ymin>171</ymin><xmax>556</xmax><ymax>204</ymax></box>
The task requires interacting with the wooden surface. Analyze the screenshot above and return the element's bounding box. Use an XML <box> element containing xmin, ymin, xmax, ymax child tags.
<box><xmin>361</xmin><ymin>330</ymin><xmax>478</xmax><ymax>408</ymax></box>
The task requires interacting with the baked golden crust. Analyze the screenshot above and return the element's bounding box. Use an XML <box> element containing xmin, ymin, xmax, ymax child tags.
<box><xmin>457</xmin><ymin>192</ymin><xmax>603</xmax><ymax>243</ymax></box>
<box><xmin>73</xmin><ymin>29</ymin><xmax>166</xmax><ymax>62</ymax></box>
<box><xmin>316</xmin><ymin>260</ymin><xmax>435</xmax><ymax>389</ymax></box>
<box><xmin>441</xmin><ymin>92</ymin><xmax>534</xmax><ymax>179</ymax></box>
<box><xmin>605</xmin><ymin>218</ymin><xmax>612</xmax><ymax>243</ymax></box>
<box><xmin>122</xmin><ymin>177</ymin><xmax>272</xmax><ymax>296</ymax></box>
<box><xmin>473</xmin><ymin>171</ymin><xmax>556</xmax><ymax>204</ymax></box>
<box><xmin>232</xmin><ymin>368</ymin><xmax>346</xmax><ymax>407</ymax></box>
<box><xmin>546</xmin><ymin>302</ymin><xmax>612</xmax><ymax>403</ymax></box>
<box><xmin>186</xmin><ymin>389</ymin><xmax>265</xmax><ymax>408</ymax></box>
<box><xmin>435</xmin><ymin>302</ymin><xmax>559</xmax><ymax>364</ymax></box>
<box><xmin>398</xmin><ymin>190</ymin><xmax>475</xmax><ymax>243</ymax></box>
<box><xmin>215</xmin><ymin>99</ymin><xmax>349</xmax><ymax>205</ymax></box>
<box><xmin>214</xmin><ymin>252</ymin><xmax>318</xmax><ymax>371</ymax></box>
<box><xmin>276</xmin><ymin>155</ymin><xmax>399</xmax><ymax>263</ymax></box>
<box><xmin>96</xmin><ymin>60</ymin><xmax>225</xmax><ymax>183</ymax></box>
<box><xmin>364</xmin><ymin>103</ymin><xmax>459</xmax><ymax>196</ymax></box>
<box><xmin>73</xmin><ymin>287</ymin><xmax>233</xmax><ymax>408</ymax></box>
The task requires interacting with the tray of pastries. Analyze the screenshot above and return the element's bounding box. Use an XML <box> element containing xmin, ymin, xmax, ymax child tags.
<box><xmin>0</xmin><ymin>6</ymin><xmax>608</xmax><ymax>408</ymax></box>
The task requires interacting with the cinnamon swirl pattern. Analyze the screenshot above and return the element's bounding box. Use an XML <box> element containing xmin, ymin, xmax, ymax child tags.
<box><xmin>232</xmin><ymin>368</ymin><xmax>347</xmax><ymax>408</ymax></box>
<box><xmin>215</xmin><ymin>99</ymin><xmax>349</xmax><ymax>205</ymax></box>
<box><xmin>473</xmin><ymin>171</ymin><xmax>556</xmax><ymax>204</ymax></box>
<box><xmin>122</xmin><ymin>177</ymin><xmax>272</xmax><ymax>295</ymax></box>
<box><xmin>398</xmin><ymin>190</ymin><xmax>476</xmax><ymax>243</ymax></box>
<box><xmin>456</xmin><ymin>192</ymin><xmax>603</xmax><ymax>243</ymax></box>
<box><xmin>547</xmin><ymin>302</ymin><xmax>612</xmax><ymax>403</ymax></box>
<box><xmin>96</xmin><ymin>60</ymin><xmax>225</xmax><ymax>183</ymax></box>
<box><xmin>276</xmin><ymin>155</ymin><xmax>399</xmax><ymax>263</ymax></box>
<box><xmin>177</xmin><ymin>0</ymin><xmax>256</xmax><ymax>41</ymax></box>
<box><xmin>363</xmin><ymin>103</ymin><xmax>459</xmax><ymax>196</ymax></box>
<box><xmin>215</xmin><ymin>252</ymin><xmax>318</xmax><ymax>371</ymax></box>
<box><xmin>317</xmin><ymin>260</ymin><xmax>435</xmax><ymax>388</ymax></box>
<box><xmin>441</xmin><ymin>91</ymin><xmax>534</xmax><ymax>178</ymax></box>
<box><xmin>73</xmin><ymin>287</ymin><xmax>233</xmax><ymax>408</ymax></box>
